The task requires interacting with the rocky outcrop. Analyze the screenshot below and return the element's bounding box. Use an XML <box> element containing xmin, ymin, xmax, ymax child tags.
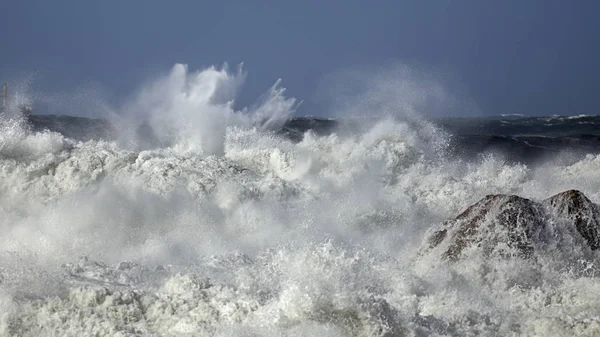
<box><xmin>544</xmin><ymin>190</ymin><xmax>600</xmax><ymax>250</ymax></box>
<box><xmin>422</xmin><ymin>190</ymin><xmax>600</xmax><ymax>261</ymax></box>
<box><xmin>424</xmin><ymin>194</ymin><xmax>544</xmax><ymax>260</ymax></box>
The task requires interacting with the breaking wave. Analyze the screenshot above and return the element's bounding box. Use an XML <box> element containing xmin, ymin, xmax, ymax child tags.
<box><xmin>2</xmin><ymin>64</ymin><xmax>600</xmax><ymax>336</ymax></box>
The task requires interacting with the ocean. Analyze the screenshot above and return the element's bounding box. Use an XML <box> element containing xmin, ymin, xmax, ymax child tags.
<box><xmin>2</xmin><ymin>65</ymin><xmax>600</xmax><ymax>337</ymax></box>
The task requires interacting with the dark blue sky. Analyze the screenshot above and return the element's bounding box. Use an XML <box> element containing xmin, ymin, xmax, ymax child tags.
<box><xmin>1</xmin><ymin>0</ymin><xmax>599</xmax><ymax>116</ymax></box>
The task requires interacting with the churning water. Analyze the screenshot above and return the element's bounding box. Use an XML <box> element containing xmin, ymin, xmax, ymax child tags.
<box><xmin>2</xmin><ymin>64</ymin><xmax>600</xmax><ymax>336</ymax></box>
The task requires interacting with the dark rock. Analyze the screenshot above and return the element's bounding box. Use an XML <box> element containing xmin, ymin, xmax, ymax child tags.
<box><xmin>544</xmin><ymin>190</ymin><xmax>600</xmax><ymax>250</ymax></box>
<box><xmin>423</xmin><ymin>190</ymin><xmax>600</xmax><ymax>261</ymax></box>
<box><xmin>425</xmin><ymin>194</ymin><xmax>543</xmax><ymax>260</ymax></box>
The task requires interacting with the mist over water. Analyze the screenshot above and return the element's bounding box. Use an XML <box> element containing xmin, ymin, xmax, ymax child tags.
<box><xmin>2</xmin><ymin>64</ymin><xmax>600</xmax><ymax>336</ymax></box>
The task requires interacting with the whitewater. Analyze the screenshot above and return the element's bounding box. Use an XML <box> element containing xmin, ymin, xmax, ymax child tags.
<box><xmin>2</xmin><ymin>64</ymin><xmax>600</xmax><ymax>337</ymax></box>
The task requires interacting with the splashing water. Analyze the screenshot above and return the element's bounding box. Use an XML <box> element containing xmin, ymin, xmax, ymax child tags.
<box><xmin>113</xmin><ymin>63</ymin><xmax>298</xmax><ymax>155</ymax></box>
<box><xmin>3</xmin><ymin>64</ymin><xmax>600</xmax><ymax>336</ymax></box>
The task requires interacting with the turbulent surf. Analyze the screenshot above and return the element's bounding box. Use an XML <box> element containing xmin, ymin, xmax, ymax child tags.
<box><xmin>2</xmin><ymin>64</ymin><xmax>600</xmax><ymax>337</ymax></box>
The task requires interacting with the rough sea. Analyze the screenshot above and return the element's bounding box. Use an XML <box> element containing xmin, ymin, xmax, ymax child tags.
<box><xmin>2</xmin><ymin>64</ymin><xmax>600</xmax><ymax>336</ymax></box>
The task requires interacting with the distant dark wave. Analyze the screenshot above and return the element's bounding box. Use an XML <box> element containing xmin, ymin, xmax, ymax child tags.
<box><xmin>437</xmin><ymin>115</ymin><xmax>600</xmax><ymax>138</ymax></box>
<box><xmin>22</xmin><ymin>114</ymin><xmax>600</xmax><ymax>164</ymax></box>
<box><xmin>27</xmin><ymin>114</ymin><xmax>115</xmax><ymax>141</ymax></box>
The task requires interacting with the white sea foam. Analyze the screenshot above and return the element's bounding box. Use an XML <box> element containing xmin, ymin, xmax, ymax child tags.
<box><xmin>3</xmin><ymin>65</ymin><xmax>600</xmax><ymax>336</ymax></box>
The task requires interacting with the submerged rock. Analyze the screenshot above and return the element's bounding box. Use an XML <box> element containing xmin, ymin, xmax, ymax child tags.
<box><xmin>422</xmin><ymin>190</ymin><xmax>600</xmax><ymax>261</ymax></box>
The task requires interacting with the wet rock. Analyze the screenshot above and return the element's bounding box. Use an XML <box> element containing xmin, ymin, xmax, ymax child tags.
<box><xmin>544</xmin><ymin>190</ymin><xmax>600</xmax><ymax>250</ymax></box>
<box><xmin>425</xmin><ymin>194</ymin><xmax>543</xmax><ymax>260</ymax></box>
<box><xmin>423</xmin><ymin>190</ymin><xmax>600</xmax><ymax>261</ymax></box>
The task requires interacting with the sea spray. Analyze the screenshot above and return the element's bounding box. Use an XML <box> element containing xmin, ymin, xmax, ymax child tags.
<box><xmin>112</xmin><ymin>63</ymin><xmax>298</xmax><ymax>155</ymax></box>
<box><xmin>3</xmin><ymin>64</ymin><xmax>600</xmax><ymax>336</ymax></box>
